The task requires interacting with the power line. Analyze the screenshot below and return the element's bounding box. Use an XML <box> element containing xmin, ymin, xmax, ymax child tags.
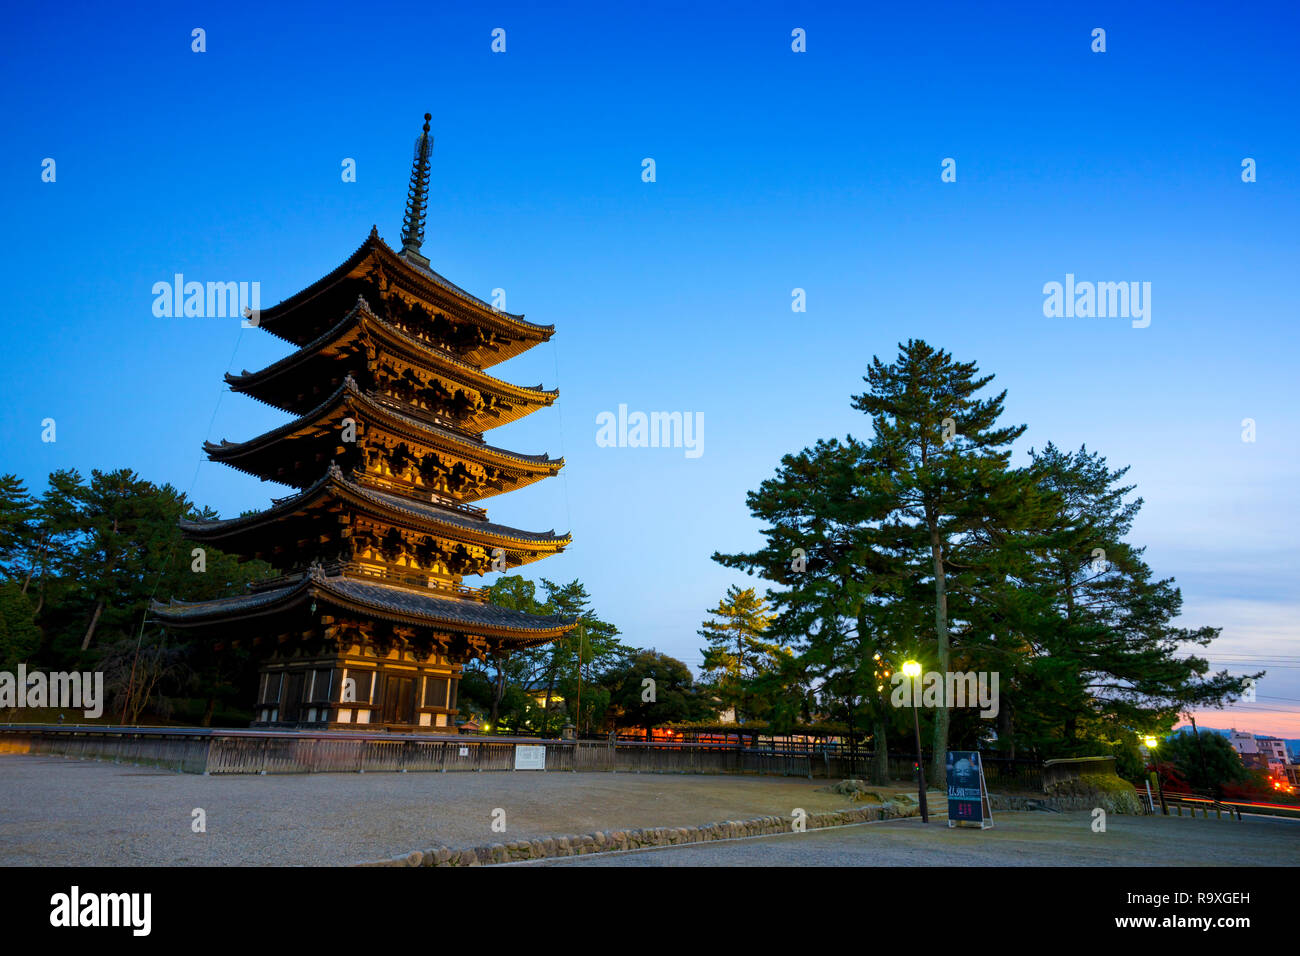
<box><xmin>122</xmin><ymin>325</ymin><xmax>246</xmax><ymax>722</ymax></box>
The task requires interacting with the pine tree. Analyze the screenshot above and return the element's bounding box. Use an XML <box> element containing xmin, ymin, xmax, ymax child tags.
<box><xmin>0</xmin><ymin>475</ymin><xmax>38</xmax><ymax>583</ymax></box>
<box><xmin>4</xmin><ymin>466</ymin><xmax>269</xmax><ymax>718</ymax></box>
<box><xmin>539</xmin><ymin>578</ymin><xmax>624</xmax><ymax>735</ymax></box>
<box><xmin>1015</xmin><ymin>444</ymin><xmax>1258</xmax><ymax>752</ymax></box>
<box><xmin>697</xmin><ymin>585</ymin><xmax>779</xmax><ymax>724</ymax></box>
<box><xmin>716</xmin><ymin>343</ymin><xmax>1255</xmax><ymax>785</ymax></box>
<box><xmin>715</xmin><ymin>437</ymin><xmax>908</xmax><ymax>783</ymax></box>
<box><xmin>851</xmin><ymin>340</ymin><xmax>1031</xmax><ymax>787</ymax></box>
<box><xmin>0</xmin><ymin>582</ymin><xmax>40</xmax><ymax>670</ymax></box>
<box><xmin>19</xmin><ymin>469</ymin><xmax>85</xmax><ymax>616</ymax></box>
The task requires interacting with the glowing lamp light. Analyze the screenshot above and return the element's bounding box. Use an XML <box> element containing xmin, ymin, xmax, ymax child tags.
<box><xmin>901</xmin><ymin>659</ymin><xmax>929</xmax><ymax>823</ymax></box>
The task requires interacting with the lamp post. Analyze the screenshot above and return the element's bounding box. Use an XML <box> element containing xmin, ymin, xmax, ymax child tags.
<box><xmin>903</xmin><ymin>661</ymin><xmax>929</xmax><ymax>824</ymax></box>
<box><xmin>1144</xmin><ymin>735</ymin><xmax>1167</xmax><ymax>815</ymax></box>
<box><xmin>1187</xmin><ymin>714</ymin><xmax>1217</xmax><ymax>800</ymax></box>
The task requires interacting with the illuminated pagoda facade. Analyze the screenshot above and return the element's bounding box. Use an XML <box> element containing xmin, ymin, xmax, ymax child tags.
<box><xmin>153</xmin><ymin>115</ymin><xmax>575</xmax><ymax>732</ymax></box>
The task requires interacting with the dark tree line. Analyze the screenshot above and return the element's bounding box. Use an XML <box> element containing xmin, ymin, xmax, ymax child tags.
<box><xmin>0</xmin><ymin>469</ymin><xmax>271</xmax><ymax>723</ymax></box>
<box><xmin>461</xmin><ymin>574</ymin><xmax>716</xmax><ymax>736</ymax></box>
<box><xmin>0</xmin><ymin>469</ymin><xmax>713</xmax><ymax>734</ymax></box>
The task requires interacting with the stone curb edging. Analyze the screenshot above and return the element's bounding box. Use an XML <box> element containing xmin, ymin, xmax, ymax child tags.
<box><xmin>357</xmin><ymin>800</ymin><xmax>922</xmax><ymax>867</ymax></box>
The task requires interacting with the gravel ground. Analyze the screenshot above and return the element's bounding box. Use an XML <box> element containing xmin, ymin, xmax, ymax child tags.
<box><xmin>8</xmin><ymin>754</ymin><xmax>1292</xmax><ymax>868</ymax></box>
<box><xmin>0</xmin><ymin>754</ymin><xmax>897</xmax><ymax>866</ymax></box>
<box><xmin>528</xmin><ymin>811</ymin><xmax>1300</xmax><ymax>866</ymax></box>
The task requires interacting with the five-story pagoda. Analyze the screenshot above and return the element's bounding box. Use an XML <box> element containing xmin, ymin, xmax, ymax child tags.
<box><xmin>153</xmin><ymin>115</ymin><xmax>575</xmax><ymax>732</ymax></box>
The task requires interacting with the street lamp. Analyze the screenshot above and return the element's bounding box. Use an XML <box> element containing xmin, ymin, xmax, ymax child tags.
<box><xmin>1144</xmin><ymin>735</ymin><xmax>1167</xmax><ymax>815</ymax></box>
<box><xmin>903</xmin><ymin>660</ymin><xmax>929</xmax><ymax>824</ymax></box>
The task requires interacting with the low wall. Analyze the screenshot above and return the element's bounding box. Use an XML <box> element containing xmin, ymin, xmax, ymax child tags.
<box><xmin>1041</xmin><ymin>755</ymin><xmax>1117</xmax><ymax>790</ymax></box>
<box><xmin>1</xmin><ymin>725</ymin><xmax>211</xmax><ymax>773</ymax></box>
<box><xmin>359</xmin><ymin>799</ymin><xmax>922</xmax><ymax>867</ymax></box>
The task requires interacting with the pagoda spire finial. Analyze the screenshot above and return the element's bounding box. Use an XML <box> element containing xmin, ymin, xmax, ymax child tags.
<box><xmin>400</xmin><ymin>113</ymin><xmax>434</xmax><ymax>268</ymax></box>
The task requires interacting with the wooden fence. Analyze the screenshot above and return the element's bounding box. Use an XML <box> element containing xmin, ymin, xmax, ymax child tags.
<box><xmin>0</xmin><ymin>725</ymin><xmax>1037</xmax><ymax>787</ymax></box>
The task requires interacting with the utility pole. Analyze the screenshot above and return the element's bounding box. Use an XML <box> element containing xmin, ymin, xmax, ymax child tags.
<box><xmin>1189</xmin><ymin>713</ymin><xmax>1215</xmax><ymax>798</ymax></box>
<box><xmin>574</xmin><ymin>620</ymin><xmax>585</xmax><ymax>736</ymax></box>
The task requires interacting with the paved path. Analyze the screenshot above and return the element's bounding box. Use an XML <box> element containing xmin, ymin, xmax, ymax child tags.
<box><xmin>527</xmin><ymin>811</ymin><xmax>1300</xmax><ymax>866</ymax></box>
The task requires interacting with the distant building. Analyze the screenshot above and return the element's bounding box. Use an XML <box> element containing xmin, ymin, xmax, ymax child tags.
<box><xmin>1243</xmin><ymin>753</ymin><xmax>1271</xmax><ymax>773</ymax></box>
<box><xmin>526</xmin><ymin>687</ymin><xmax>564</xmax><ymax>709</ymax></box>
<box><xmin>1225</xmin><ymin>729</ymin><xmax>1294</xmax><ymax>779</ymax></box>
<box><xmin>1256</xmin><ymin>736</ymin><xmax>1290</xmax><ymax>765</ymax></box>
<box><xmin>1227</xmin><ymin>729</ymin><xmax>1258</xmax><ymax>756</ymax></box>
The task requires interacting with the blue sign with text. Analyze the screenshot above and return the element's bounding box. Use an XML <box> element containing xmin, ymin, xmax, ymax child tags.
<box><xmin>947</xmin><ymin>751</ymin><xmax>990</xmax><ymax>827</ymax></box>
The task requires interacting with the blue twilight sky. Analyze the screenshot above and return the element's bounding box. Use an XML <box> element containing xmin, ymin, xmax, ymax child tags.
<box><xmin>2</xmin><ymin>1</ymin><xmax>1297</xmax><ymax>734</ymax></box>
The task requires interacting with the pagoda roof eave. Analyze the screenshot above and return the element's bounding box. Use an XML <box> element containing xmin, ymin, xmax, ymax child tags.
<box><xmin>226</xmin><ymin>297</ymin><xmax>559</xmax><ymax>420</ymax></box>
<box><xmin>179</xmin><ymin>463</ymin><xmax>571</xmax><ymax>554</ymax></box>
<box><xmin>205</xmin><ymin>376</ymin><xmax>564</xmax><ymax>476</ymax></box>
<box><xmin>256</xmin><ymin>229</ymin><xmax>555</xmax><ymax>343</ymax></box>
<box><xmin>150</xmin><ymin>578</ymin><xmax>312</xmax><ymax>627</ymax></box>
<box><xmin>320</xmin><ymin>575</ymin><xmax>577</xmax><ymax>642</ymax></box>
<box><xmin>151</xmin><ymin>572</ymin><xmax>577</xmax><ymax>643</ymax></box>
<box><xmin>225</xmin><ymin>307</ymin><xmax>367</xmax><ymax>390</ymax></box>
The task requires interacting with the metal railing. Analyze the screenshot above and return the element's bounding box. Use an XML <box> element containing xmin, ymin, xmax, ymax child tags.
<box><xmin>1157</xmin><ymin>790</ymin><xmax>1244</xmax><ymax>820</ymax></box>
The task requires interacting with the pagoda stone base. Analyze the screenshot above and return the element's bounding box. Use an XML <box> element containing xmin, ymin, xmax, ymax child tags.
<box><xmin>251</xmin><ymin>641</ymin><xmax>463</xmax><ymax>734</ymax></box>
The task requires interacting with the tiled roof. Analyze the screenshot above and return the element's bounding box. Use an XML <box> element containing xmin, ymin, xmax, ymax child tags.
<box><xmin>326</xmin><ymin>576</ymin><xmax>573</xmax><ymax>632</ymax></box>
<box><xmin>151</xmin><ymin>572</ymin><xmax>576</xmax><ymax>636</ymax></box>
<box><xmin>226</xmin><ymin>296</ymin><xmax>558</xmax><ymax>404</ymax></box>
<box><xmin>393</xmin><ymin>243</ymin><xmax>547</xmax><ymax>329</ymax></box>
<box><xmin>357</xmin><ymin>484</ymin><xmax>565</xmax><ymax>542</ymax></box>
<box><xmin>178</xmin><ymin>465</ymin><xmax>568</xmax><ymax>546</ymax></box>
<box><xmin>205</xmin><ymin>376</ymin><xmax>559</xmax><ymax>468</ymax></box>
<box><xmin>258</xmin><ymin>229</ymin><xmax>555</xmax><ymax>334</ymax></box>
<box><xmin>150</xmin><ymin>582</ymin><xmax>305</xmax><ymax>619</ymax></box>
